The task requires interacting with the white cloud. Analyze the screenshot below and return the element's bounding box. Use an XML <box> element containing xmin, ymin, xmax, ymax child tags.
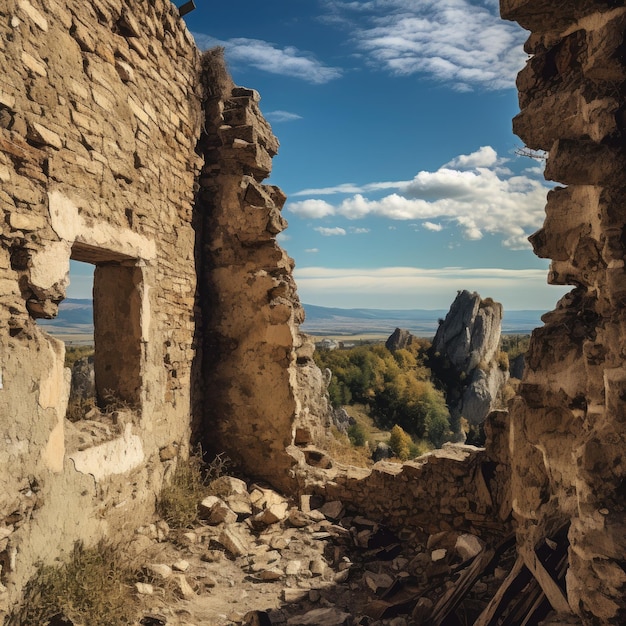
<box><xmin>349</xmin><ymin>227</ymin><xmax>370</xmax><ymax>234</ymax></box>
<box><xmin>291</xmin><ymin>199</ymin><xmax>336</xmax><ymax>219</ymax></box>
<box><xmin>305</xmin><ymin>248</ymin><xmax>320</xmax><ymax>253</ymax></box>
<box><xmin>192</xmin><ymin>34</ymin><xmax>342</xmax><ymax>84</ymax></box>
<box><xmin>315</xmin><ymin>226</ymin><xmax>347</xmax><ymax>236</ymax></box>
<box><xmin>445</xmin><ymin>145</ymin><xmax>499</xmax><ymax>169</ymax></box>
<box><xmin>294</xmin><ymin>266</ymin><xmax>569</xmax><ymax>310</ymax></box>
<box><xmin>423</xmin><ymin>221</ymin><xmax>443</xmax><ymax>231</ymax></box>
<box><xmin>287</xmin><ymin>147</ymin><xmax>549</xmax><ymax>250</ymax></box>
<box><xmin>324</xmin><ymin>0</ymin><xmax>527</xmax><ymax>90</ymax></box>
<box><xmin>276</xmin><ymin>232</ymin><xmax>291</xmax><ymax>242</ymax></box>
<box><xmin>265</xmin><ymin>110</ymin><xmax>303</xmax><ymax>122</ymax></box>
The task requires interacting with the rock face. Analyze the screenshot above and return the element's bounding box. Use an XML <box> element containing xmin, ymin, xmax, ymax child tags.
<box><xmin>430</xmin><ymin>291</ymin><xmax>509</xmax><ymax>426</ymax></box>
<box><xmin>385</xmin><ymin>327</ymin><xmax>417</xmax><ymax>352</ymax></box>
<box><xmin>501</xmin><ymin>2</ymin><xmax>626</xmax><ymax>624</ymax></box>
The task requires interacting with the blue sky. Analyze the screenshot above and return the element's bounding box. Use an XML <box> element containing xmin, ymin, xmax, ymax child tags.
<box><xmin>70</xmin><ymin>0</ymin><xmax>569</xmax><ymax>312</ymax></box>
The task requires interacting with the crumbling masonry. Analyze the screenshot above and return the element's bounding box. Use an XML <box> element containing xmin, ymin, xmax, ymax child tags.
<box><xmin>0</xmin><ymin>0</ymin><xmax>624</xmax><ymax>623</ymax></box>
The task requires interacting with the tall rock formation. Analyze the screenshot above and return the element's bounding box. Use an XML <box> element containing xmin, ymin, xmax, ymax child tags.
<box><xmin>500</xmin><ymin>2</ymin><xmax>626</xmax><ymax>623</ymax></box>
<box><xmin>429</xmin><ymin>291</ymin><xmax>509</xmax><ymax>428</ymax></box>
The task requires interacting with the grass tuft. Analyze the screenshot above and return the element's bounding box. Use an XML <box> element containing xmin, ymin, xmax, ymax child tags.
<box><xmin>157</xmin><ymin>451</ymin><xmax>231</xmax><ymax>529</ymax></box>
<box><xmin>7</xmin><ymin>540</ymin><xmax>139</xmax><ymax>626</ymax></box>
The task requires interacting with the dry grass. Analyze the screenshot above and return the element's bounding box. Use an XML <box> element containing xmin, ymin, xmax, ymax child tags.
<box><xmin>201</xmin><ymin>47</ymin><xmax>233</xmax><ymax>100</ymax></box>
<box><xmin>157</xmin><ymin>451</ymin><xmax>230</xmax><ymax>529</ymax></box>
<box><xmin>6</xmin><ymin>540</ymin><xmax>140</xmax><ymax>626</ymax></box>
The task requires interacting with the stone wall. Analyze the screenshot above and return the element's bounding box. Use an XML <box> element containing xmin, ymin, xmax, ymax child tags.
<box><xmin>501</xmin><ymin>1</ymin><xmax>626</xmax><ymax>623</ymax></box>
<box><xmin>310</xmin><ymin>411</ymin><xmax>512</xmax><ymax>543</ymax></box>
<box><xmin>0</xmin><ymin>0</ymin><xmax>332</xmax><ymax>609</ymax></box>
<box><xmin>0</xmin><ymin>0</ymin><xmax>202</xmax><ymax>609</ymax></box>
<box><xmin>193</xmin><ymin>53</ymin><xmax>332</xmax><ymax>492</ymax></box>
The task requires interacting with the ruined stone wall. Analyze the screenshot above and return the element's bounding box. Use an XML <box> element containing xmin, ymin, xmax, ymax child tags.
<box><xmin>194</xmin><ymin>58</ymin><xmax>332</xmax><ymax>492</ymax></box>
<box><xmin>0</xmin><ymin>0</ymin><xmax>202</xmax><ymax>608</ymax></box>
<box><xmin>312</xmin><ymin>411</ymin><xmax>512</xmax><ymax>543</ymax></box>
<box><xmin>501</xmin><ymin>1</ymin><xmax>626</xmax><ymax>623</ymax></box>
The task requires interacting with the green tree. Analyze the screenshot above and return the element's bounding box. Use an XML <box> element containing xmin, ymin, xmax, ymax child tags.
<box><xmin>388</xmin><ymin>425</ymin><xmax>413</xmax><ymax>461</ymax></box>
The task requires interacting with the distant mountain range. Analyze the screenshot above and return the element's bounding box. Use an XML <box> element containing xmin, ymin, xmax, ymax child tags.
<box><xmin>301</xmin><ymin>303</ymin><xmax>543</xmax><ymax>336</ymax></box>
<box><xmin>39</xmin><ymin>299</ymin><xmax>544</xmax><ymax>338</ymax></box>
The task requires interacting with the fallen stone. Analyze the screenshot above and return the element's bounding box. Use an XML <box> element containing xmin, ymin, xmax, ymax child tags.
<box><xmin>135</xmin><ymin>582</ymin><xmax>154</xmax><ymax>595</ymax></box>
<box><xmin>283</xmin><ymin>588</ymin><xmax>308</xmax><ymax>603</ymax></box>
<box><xmin>249</xmin><ymin>486</ymin><xmax>287</xmax><ymax>513</ymax></box>
<box><xmin>288</xmin><ymin>509</ymin><xmax>311</xmax><ymax>528</ymax></box>
<box><xmin>172</xmin><ymin>559</ymin><xmax>190</xmax><ymax>572</ymax></box>
<box><xmin>144</xmin><ymin>563</ymin><xmax>172</xmax><ymax>580</ymax></box>
<box><xmin>218</xmin><ymin>527</ymin><xmax>249</xmax><ymax>558</ymax></box>
<box><xmin>259</xmin><ymin>567</ymin><xmax>283</xmax><ymax>581</ymax></box>
<box><xmin>243</xmin><ymin>610</ymin><xmax>272</xmax><ymax>626</ymax></box>
<box><xmin>270</xmin><ymin>535</ymin><xmax>290</xmax><ymax>550</ymax></box>
<box><xmin>431</xmin><ymin>548</ymin><xmax>447</xmax><ymax>562</ymax></box>
<box><xmin>455</xmin><ymin>533</ymin><xmax>484</xmax><ymax>561</ymax></box>
<box><xmin>320</xmin><ymin>500</ymin><xmax>344</xmax><ymax>521</ymax></box>
<box><xmin>201</xmin><ymin>549</ymin><xmax>224</xmax><ymax>562</ymax></box>
<box><xmin>227</xmin><ymin>494</ymin><xmax>253</xmax><ymax>517</ymax></box>
<box><xmin>309</xmin><ymin>558</ymin><xmax>326</xmax><ymax>577</ymax></box>
<box><xmin>334</xmin><ymin>569</ymin><xmax>350</xmax><ymax>583</ymax></box>
<box><xmin>287</xmin><ymin>608</ymin><xmax>351</xmax><ymax>625</ymax></box>
<box><xmin>285</xmin><ymin>560</ymin><xmax>302</xmax><ymax>576</ymax></box>
<box><xmin>364</xmin><ymin>571</ymin><xmax>393</xmax><ymax>594</ymax></box>
<box><xmin>254</xmin><ymin>502</ymin><xmax>289</xmax><ymax>525</ymax></box>
<box><xmin>211</xmin><ymin>476</ymin><xmax>248</xmax><ymax>496</ymax></box>
<box><xmin>200</xmin><ymin>496</ymin><xmax>237</xmax><ymax>525</ymax></box>
<box><xmin>172</xmin><ymin>573</ymin><xmax>195</xmax><ymax>599</ymax></box>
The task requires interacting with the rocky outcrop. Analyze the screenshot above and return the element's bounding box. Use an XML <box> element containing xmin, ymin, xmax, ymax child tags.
<box><xmin>429</xmin><ymin>291</ymin><xmax>509</xmax><ymax>427</ymax></box>
<box><xmin>385</xmin><ymin>327</ymin><xmax>417</xmax><ymax>352</ymax></box>
<box><xmin>500</xmin><ymin>2</ymin><xmax>626</xmax><ymax>623</ymax></box>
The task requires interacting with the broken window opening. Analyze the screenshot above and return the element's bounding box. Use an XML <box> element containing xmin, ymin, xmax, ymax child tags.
<box><xmin>38</xmin><ymin>245</ymin><xmax>144</xmax><ymax>449</ymax></box>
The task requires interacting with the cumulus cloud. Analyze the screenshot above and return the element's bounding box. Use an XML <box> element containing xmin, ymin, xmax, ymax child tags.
<box><xmin>423</xmin><ymin>222</ymin><xmax>443</xmax><ymax>232</ymax></box>
<box><xmin>265</xmin><ymin>110</ymin><xmax>303</xmax><ymax>123</ymax></box>
<box><xmin>323</xmin><ymin>0</ymin><xmax>527</xmax><ymax>90</ymax></box>
<box><xmin>349</xmin><ymin>227</ymin><xmax>370</xmax><ymax>234</ymax></box>
<box><xmin>305</xmin><ymin>248</ymin><xmax>320</xmax><ymax>253</ymax></box>
<box><xmin>445</xmin><ymin>145</ymin><xmax>498</xmax><ymax>169</ymax></box>
<box><xmin>193</xmin><ymin>34</ymin><xmax>342</xmax><ymax>84</ymax></box>
<box><xmin>315</xmin><ymin>226</ymin><xmax>347</xmax><ymax>236</ymax></box>
<box><xmin>293</xmin><ymin>266</ymin><xmax>569</xmax><ymax>310</ymax></box>
<box><xmin>287</xmin><ymin>147</ymin><xmax>549</xmax><ymax>250</ymax></box>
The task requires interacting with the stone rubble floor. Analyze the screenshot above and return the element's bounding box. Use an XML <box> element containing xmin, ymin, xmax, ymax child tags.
<box><xmin>130</xmin><ymin>476</ymin><xmax>518</xmax><ymax>626</ymax></box>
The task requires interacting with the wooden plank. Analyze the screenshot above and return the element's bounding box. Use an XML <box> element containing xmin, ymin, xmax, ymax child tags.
<box><xmin>428</xmin><ymin>548</ymin><xmax>496</xmax><ymax>626</ymax></box>
<box><xmin>473</xmin><ymin>555</ymin><xmax>527</xmax><ymax>626</ymax></box>
<box><xmin>521</xmin><ymin>545</ymin><xmax>572</xmax><ymax>615</ymax></box>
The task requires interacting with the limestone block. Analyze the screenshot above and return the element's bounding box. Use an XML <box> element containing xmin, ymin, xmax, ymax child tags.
<box><xmin>218</xmin><ymin>527</ymin><xmax>250</xmax><ymax>558</ymax></box>
<box><xmin>254</xmin><ymin>502</ymin><xmax>289</xmax><ymax>526</ymax></box>
<box><xmin>199</xmin><ymin>496</ymin><xmax>237</xmax><ymax>525</ymax></box>
<box><xmin>21</xmin><ymin>51</ymin><xmax>47</xmax><ymax>76</ymax></box>
<box><xmin>26</xmin><ymin>122</ymin><xmax>62</xmax><ymax>150</ymax></box>
<box><xmin>17</xmin><ymin>0</ymin><xmax>48</xmax><ymax>32</ymax></box>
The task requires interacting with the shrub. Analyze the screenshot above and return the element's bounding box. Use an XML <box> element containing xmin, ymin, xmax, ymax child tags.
<box><xmin>497</xmin><ymin>351</ymin><xmax>509</xmax><ymax>371</ymax></box>
<box><xmin>7</xmin><ymin>540</ymin><xmax>139</xmax><ymax>626</ymax></box>
<box><xmin>388</xmin><ymin>425</ymin><xmax>413</xmax><ymax>461</ymax></box>
<box><xmin>348</xmin><ymin>422</ymin><xmax>367</xmax><ymax>447</ymax></box>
